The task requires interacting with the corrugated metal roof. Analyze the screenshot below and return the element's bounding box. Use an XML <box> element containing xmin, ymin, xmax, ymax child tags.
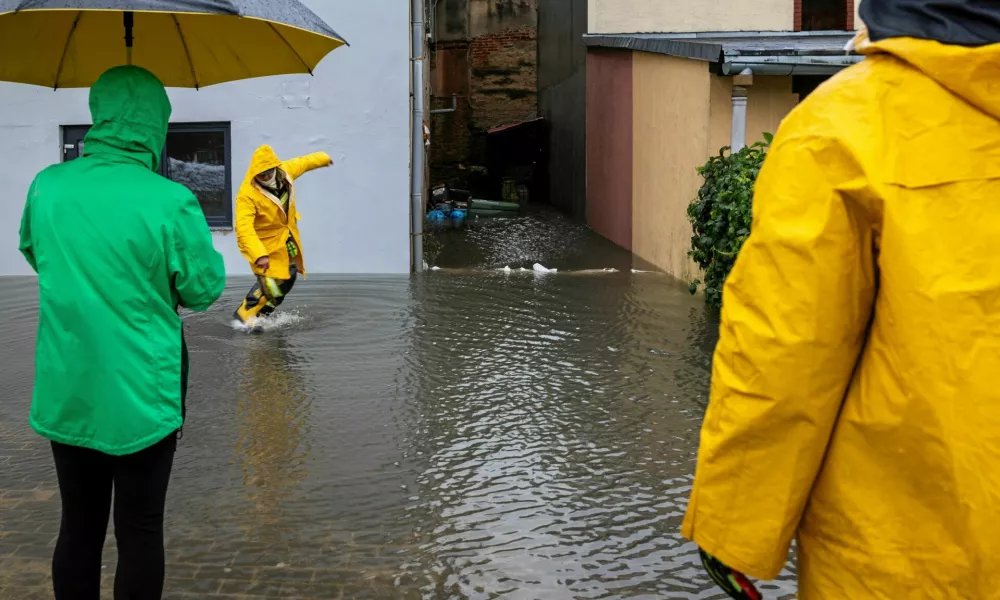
<box><xmin>582</xmin><ymin>31</ymin><xmax>858</xmax><ymax>63</ymax></box>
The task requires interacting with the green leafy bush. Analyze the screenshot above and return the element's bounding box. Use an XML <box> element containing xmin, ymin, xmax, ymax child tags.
<box><xmin>687</xmin><ymin>134</ymin><xmax>772</xmax><ymax>309</ymax></box>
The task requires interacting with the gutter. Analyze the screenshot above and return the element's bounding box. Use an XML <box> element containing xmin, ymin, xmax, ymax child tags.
<box><xmin>582</xmin><ymin>31</ymin><xmax>862</xmax><ymax>76</ymax></box>
<box><xmin>410</xmin><ymin>0</ymin><xmax>426</xmax><ymax>272</ymax></box>
<box><xmin>721</xmin><ymin>55</ymin><xmax>862</xmax><ymax>76</ymax></box>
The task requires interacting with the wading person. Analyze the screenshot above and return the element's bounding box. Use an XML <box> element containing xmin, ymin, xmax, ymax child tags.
<box><xmin>233</xmin><ymin>145</ymin><xmax>332</xmax><ymax>331</ymax></box>
<box><xmin>682</xmin><ymin>1</ymin><xmax>1000</xmax><ymax>598</ymax></box>
<box><xmin>18</xmin><ymin>66</ymin><xmax>225</xmax><ymax>600</ymax></box>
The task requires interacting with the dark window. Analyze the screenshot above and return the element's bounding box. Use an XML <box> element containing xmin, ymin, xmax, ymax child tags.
<box><xmin>61</xmin><ymin>122</ymin><xmax>233</xmax><ymax>229</ymax></box>
<box><xmin>163</xmin><ymin>124</ymin><xmax>232</xmax><ymax>228</ymax></box>
<box><xmin>792</xmin><ymin>75</ymin><xmax>831</xmax><ymax>99</ymax></box>
<box><xmin>800</xmin><ymin>0</ymin><xmax>849</xmax><ymax>31</ymax></box>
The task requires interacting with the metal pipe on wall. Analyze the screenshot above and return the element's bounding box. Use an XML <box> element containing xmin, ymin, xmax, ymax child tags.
<box><xmin>721</xmin><ymin>56</ymin><xmax>860</xmax><ymax>76</ymax></box>
<box><xmin>730</xmin><ymin>86</ymin><xmax>748</xmax><ymax>151</ymax></box>
<box><xmin>430</xmin><ymin>94</ymin><xmax>458</xmax><ymax>114</ymax></box>
<box><xmin>410</xmin><ymin>0</ymin><xmax>426</xmax><ymax>272</ymax></box>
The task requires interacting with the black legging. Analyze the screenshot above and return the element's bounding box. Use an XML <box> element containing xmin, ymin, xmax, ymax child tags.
<box><xmin>50</xmin><ymin>433</ymin><xmax>177</xmax><ymax>600</ymax></box>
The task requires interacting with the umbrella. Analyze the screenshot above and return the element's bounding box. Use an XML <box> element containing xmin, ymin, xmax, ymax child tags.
<box><xmin>0</xmin><ymin>0</ymin><xmax>349</xmax><ymax>89</ymax></box>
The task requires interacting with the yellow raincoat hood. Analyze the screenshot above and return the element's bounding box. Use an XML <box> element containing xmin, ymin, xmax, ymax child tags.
<box><xmin>245</xmin><ymin>145</ymin><xmax>284</xmax><ymax>181</ymax></box>
<box><xmin>855</xmin><ymin>30</ymin><xmax>1000</xmax><ymax>120</ymax></box>
<box><xmin>684</xmin><ymin>19</ymin><xmax>1000</xmax><ymax>600</ymax></box>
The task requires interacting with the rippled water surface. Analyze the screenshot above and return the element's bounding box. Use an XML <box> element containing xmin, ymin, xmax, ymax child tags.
<box><xmin>0</xmin><ymin>211</ymin><xmax>797</xmax><ymax>599</ymax></box>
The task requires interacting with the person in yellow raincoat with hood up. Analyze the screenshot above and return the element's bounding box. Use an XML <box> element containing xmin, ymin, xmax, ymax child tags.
<box><xmin>683</xmin><ymin>0</ymin><xmax>1000</xmax><ymax>598</ymax></box>
<box><xmin>234</xmin><ymin>145</ymin><xmax>332</xmax><ymax>330</ymax></box>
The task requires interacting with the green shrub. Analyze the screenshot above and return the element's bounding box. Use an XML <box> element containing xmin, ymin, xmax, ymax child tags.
<box><xmin>687</xmin><ymin>134</ymin><xmax>772</xmax><ymax>309</ymax></box>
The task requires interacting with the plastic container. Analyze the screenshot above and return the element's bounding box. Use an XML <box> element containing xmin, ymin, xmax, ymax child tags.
<box><xmin>470</xmin><ymin>199</ymin><xmax>520</xmax><ymax>212</ymax></box>
<box><xmin>425</xmin><ymin>209</ymin><xmax>447</xmax><ymax>225</ymax></box>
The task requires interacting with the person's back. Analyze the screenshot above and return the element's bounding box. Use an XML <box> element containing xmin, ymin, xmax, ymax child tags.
<box><xmin>682</xmin><ymin>1</ymin><xmax>1000</xmax><ymax>598</ymax></box>
<box><xmin>18</xmin><ymin>66</ymin><xmax>225</xmax><ymax>599</ymax></box>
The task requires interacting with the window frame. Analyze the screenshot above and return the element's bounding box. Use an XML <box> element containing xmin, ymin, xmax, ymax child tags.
<box><xmin>794</xmin><ymin>0</ymin><xmax>854</xmax><ymax>32</ymax></box>
<box><xmin>163</xmin><ymin>122</ymin><xmax>234</xmax><ymax>230</ymax></box>
<box><xmin>60</xmin><ymin>121</ymin><xmax>234</xmax><ymax>230</ymax></box>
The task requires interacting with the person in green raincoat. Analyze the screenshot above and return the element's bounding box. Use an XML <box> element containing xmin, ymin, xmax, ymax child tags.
<box><xmin>18</xmin><ymin>66</ymin><xmax>225</xmax><ymax>599</ymax></box>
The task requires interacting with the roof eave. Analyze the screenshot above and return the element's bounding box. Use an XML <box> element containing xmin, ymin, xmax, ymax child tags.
<box><xmin>582</xmin><ymin>31</ymin><xmax>860</xmax><ymax>75</ymax></box>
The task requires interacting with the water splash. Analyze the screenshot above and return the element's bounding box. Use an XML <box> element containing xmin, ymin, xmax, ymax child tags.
<box><xmin>229</xmin><ymin>310</ymin><xmax>305</xmax><ymax>333</ymax></box>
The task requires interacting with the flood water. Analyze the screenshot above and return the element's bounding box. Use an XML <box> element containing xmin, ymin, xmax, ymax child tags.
<box><xmin>0</xmin><ymin>210</ymin><xmax>797</xmax><ymax>599</ymax></box>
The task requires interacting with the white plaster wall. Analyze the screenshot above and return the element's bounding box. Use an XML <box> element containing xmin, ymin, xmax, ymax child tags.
<box><xmin>0</xmin><ymin>0</ymin><xmax>411</xmax><ymax>276</ymax></box>
<box><xmin>590</xmin><ymin>0</ymin><xmax>794</xmax><ymax>34</ymax></box>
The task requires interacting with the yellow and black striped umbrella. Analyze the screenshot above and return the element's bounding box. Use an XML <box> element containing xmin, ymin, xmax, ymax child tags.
<box><xmin>0</xmin><ymin>0</ymin><xmax>348</xmax><ymax>88</ymax></box>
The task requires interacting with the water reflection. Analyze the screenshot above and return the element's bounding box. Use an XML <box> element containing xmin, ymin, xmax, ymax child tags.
<box><xmin>391</xmin><ymin>271</ymin><xmax>757</xmax><ymax>599</ymax></box>
<box><xmin>235</xmin><ymin>333</ymin><xmax>312</xmax><ymax>528</ymax></box>
<box><xmin>401</xmin><ymin>273</ymin><xmax>634</xmax><ymax>597</ymax></box>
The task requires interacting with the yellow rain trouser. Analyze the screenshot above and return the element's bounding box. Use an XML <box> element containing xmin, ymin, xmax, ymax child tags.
<box><xmin>233</xmin><ymin>263</ymin><xmax>297</xmax><ymax>325</ymax></box>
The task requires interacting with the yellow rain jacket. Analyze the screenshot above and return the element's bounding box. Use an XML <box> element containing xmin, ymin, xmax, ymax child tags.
<box><xmin>683</xmin><ymin>30</ymin><xmax>1000</xmax><ymax>599</ymax></box>
<box><xmin>235</xmin><ymin>145</ymin><xmax>332</xmax><ymax>280</ymax></box>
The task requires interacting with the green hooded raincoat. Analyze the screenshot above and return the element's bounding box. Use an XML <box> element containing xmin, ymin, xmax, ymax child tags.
<box><xmin>18</xmin><ymin>66</ymin><xmax>226</xmax><ymax>456</ymax></box>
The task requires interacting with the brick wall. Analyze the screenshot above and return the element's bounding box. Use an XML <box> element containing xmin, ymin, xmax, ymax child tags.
<box><xmin>469</xmin><ymin>25</ymin><xmax>537</xmax><ymax>137</ymax></box>
<box><xmin>429</xmin><ymin>42</ymin><xmax>473</xmax><ymax>186</ymax></box>
<box><xmin>429</xmin><ymin>14</ymin><xmax>537</xmax><ymax>190</ymax></box>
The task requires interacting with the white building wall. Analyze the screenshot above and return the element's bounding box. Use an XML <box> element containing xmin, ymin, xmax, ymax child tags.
<box><xmin>0</xmin><ymin>0</ymin><xmax>411</xmax><ymax>276</ymax></box>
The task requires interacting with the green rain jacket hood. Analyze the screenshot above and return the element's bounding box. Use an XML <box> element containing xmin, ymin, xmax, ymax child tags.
<box><xmin>83</xmin><ymin>65</ymin><xmax>170</xmax><ymax>171</ymax></box>
<box><xmin>18</xmin><ymin>66</ymin><xmax>226</xmax><ymax>456</ymax></box>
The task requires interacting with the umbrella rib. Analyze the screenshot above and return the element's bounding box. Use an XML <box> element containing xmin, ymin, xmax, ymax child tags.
<box><xmin>53</xmin><ymin>11</ymin><xmax>82</xmax><ymax>90</ymax></box>
<box><xmin>172</xmin><ymin>15</ymin><xmax>200</xmax><ymax>89</ymax></box>
<box><xmin>266</xmin><ymin>22</ymin><xmax>313</xmax><ymax>76</ymax></box>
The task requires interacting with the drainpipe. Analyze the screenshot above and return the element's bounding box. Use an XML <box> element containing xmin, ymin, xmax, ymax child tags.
<box><xmin>730</xmin><ymin>87</ymin><xmax>748</xmax><ymax>151</ymax></box>
<box><xmin>410</xmin><ymin>0</ymin><xmax>426</xmax><ymax>272</ymax></box>
<box><xmin>730</xmin><ymin>68</ymin><xmax>752</xmax><ymax>152</ymax></box>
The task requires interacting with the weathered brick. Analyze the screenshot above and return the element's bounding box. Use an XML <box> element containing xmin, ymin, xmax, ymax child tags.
<box><xmin>429</xmin><ymin>14</ymin><xmax>537</xmax><ymax>190</ymax></box>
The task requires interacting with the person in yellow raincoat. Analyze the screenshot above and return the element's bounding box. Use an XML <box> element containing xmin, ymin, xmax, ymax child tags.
<box><xmin>683</xmin><ymin>1</ymin><xmax>1000</xmax><ymax>598</ymax></box>
<box><xmin>234</xmin><ymin>145</ymin><xmax>332</xmax><ymax>330</ymax></box>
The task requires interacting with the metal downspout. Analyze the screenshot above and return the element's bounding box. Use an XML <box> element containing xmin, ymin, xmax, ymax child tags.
<box><xmin>411</xmin><ymin>0</ymin><xmax>426</xmax><ymax>272</ymax></box>
<box><xmin>730</xmin><ymin>87</ymin><xmax>748</xmax><ymax>151</ymax></box>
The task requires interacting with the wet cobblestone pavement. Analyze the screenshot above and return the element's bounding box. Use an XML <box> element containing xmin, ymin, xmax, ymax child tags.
<box><xmin>1</xmin><ymin>215</ymin><xmax>797</xmax><ymax>599</ymax></box>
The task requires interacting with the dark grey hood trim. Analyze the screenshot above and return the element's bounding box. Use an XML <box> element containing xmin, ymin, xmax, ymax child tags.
<box><xmin>861</xmin><ymin>0</ymin><xmax>1000</xmax><ymax>47</ymax></box>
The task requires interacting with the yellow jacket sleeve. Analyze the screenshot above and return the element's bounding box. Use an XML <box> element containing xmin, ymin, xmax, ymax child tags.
<box><xmin>282</xmin><ymin>152</ymin><xmax>332</xmax><ymax>181</ymax></box>
<box><xmin>681</xmin><ymin>131</ymin><xmax>879</xmax><ymax>578</ymax></box>
<box><xmin>235</xmin><ymin>190</ymin><xmax>268</xmax><ymax>264</ymax></box>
